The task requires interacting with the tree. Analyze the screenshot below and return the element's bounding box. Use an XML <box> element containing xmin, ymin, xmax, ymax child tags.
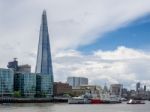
<box><xmin>13</xmin><ymin>91</ymin><xmax>21</xmax><ymax>98</ymax></box>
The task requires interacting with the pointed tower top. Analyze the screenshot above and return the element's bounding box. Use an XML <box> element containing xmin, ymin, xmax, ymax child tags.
<box><xmin>41</xmin><ymin>10</ymin><xmax>47</xmax><ymax>25</ymax></box>
<box><xmin>43</xmin><ymin>10</ymin><xmax>46</xmax><ymax>16</ymax></box>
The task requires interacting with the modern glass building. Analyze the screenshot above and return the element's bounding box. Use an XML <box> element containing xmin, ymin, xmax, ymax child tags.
<box><xmin>14</xmin><ymin>73</ymin><xmax>53</xmax><ymax>98</ymax></box>
<box><xmin>36</xmin><ymin>74</ymin><xmax>53</xmax><ymax>98</ymax></box>
<box><xmin>0</xmin><ymin>68</ymin><xmax>14</xmax><ymax>97</ymax></box>
<box><xmin>67</xmin><ymin>77</ymin><xmax>88</xmax><ymax>88</ymax></box>
<box><xmin>35</xmin><ymin>10</ymin><xmax>54</xmax><ymax>97</ymax></box>
<box><xmin>35</xmin><ymin>10</ymin><xmax>53</xmax><ymax>75</ymax></box>
<box><xmin>110</xmin><ymin>84</ymin><xmax>123</xmax><ymax>96</ymax></box>
<box><xmin>14</xmin><ymin>73</ymin><xmax>36</xmax><ymax>97</ymax></box>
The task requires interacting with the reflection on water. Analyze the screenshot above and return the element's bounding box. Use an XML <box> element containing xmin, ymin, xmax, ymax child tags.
<box><xmin>0</xmin><ymin>102</ymin><xmax>150</xmax><ymax>112</ymax></box>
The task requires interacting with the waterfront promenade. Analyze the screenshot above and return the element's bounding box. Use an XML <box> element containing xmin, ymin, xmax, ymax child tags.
<box><xmin>0</xmin><ymin>97</ymin><xmax>68</xmax><ymax>103</ymax></box>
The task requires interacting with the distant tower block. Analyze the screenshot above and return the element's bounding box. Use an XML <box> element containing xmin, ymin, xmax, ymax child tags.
<box><xmin>144</xmin><ymin>85</ymin><xmax>146</xmax><ymax>91</ymax></box>
<box><xmin>7</xmin><ymin>58</ymin><xmax>18</xmax><ymax>71</ymax></box>
<box><xmin>136</xmin><ymin>82</ymin><xmax>140</xmax><ymax>92</ymax></box>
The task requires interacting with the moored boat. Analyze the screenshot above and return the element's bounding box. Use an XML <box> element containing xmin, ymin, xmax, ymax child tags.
<box><xmin>68</xmin><ymin>96</ymin><xmax>91</xmax><ymax>104</ymax></box>
<box><xmin>127</xmin><ymin>99</ymin><xmax>145</xmax><ymax>104</ymax></box>
<box><xmin>90</xmin><ymin>99</ymin><xmax>103</xmax><ymax>104</ymax></box>
<box><xmin>101</xmin><ymin>94</ymin><xmax>122</xmax><ymax>104</ymax></box>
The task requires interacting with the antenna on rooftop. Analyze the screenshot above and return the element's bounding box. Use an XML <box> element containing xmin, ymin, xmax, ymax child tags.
<box><xmin>14</xmin><ymin>58</ymin><xmax>17</xmax><ymax>61</ymax></box>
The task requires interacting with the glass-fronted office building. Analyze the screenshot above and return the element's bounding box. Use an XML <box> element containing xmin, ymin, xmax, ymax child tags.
<box><xmin>40</xmin><ymin>74</ymin><xmax>53</xmax><ymax>97</ymax></box>
<box><xmin>14</xmin><ymin>73</ymin><xmax>36</xmax><ymax>97</ymax></box>
<box><xmin>67</xmin><ymin>77</ymin><xmax>88</xmax><ymax>88</ymax></box>
<box><xmin>35</xmin><ymin>10</ymin><xmax>54</xmax><ymax>97</ymax></box>
<box><xmin>0</xmin><ymin>68</ymin><xmax>14</xmax><ymax>97</ymax></box>
<box><xmin>14</xmin><ymin>73</ymin><xmax>53</xmax><ymax>98</ymax></box>
<box><xmin>36</xmin><ymin>74</ymin><xmax>53</xmax><ymax>98</ymax></box>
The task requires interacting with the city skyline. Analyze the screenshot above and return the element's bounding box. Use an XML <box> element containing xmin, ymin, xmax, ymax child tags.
<box><xmin>0</xmin><ymin>0</ymin><xmax>150</xmax><ymax>89</ymax></box>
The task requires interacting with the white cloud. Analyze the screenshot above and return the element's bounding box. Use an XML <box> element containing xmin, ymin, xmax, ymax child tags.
<box><xmin>0</xmin><ymin>1</ymin><xmax>150</xmax><ymax>67</ymax></box>
<box><xmin>94</xmin><ymin>46</ymin><xmax>150</xmax><ymax>60</ymax></box>
<box><xmin>53</xmin><ymin>46</ymin><xmax>150</xmax><ymax>89</ymax></box>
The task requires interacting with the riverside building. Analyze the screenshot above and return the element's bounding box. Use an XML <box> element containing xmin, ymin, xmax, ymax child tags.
<box><xmin>0</xmin><ymin>68</ymin><xmax>14</xmax><ymax>97</ymax></box>
<box><xmin>7</xmin><ymin>58</ymin><xmax>31</xmax><ymax>73</ymax></box>
<box><xmin>14</xmin><ymin>73</ymin><xmax>53</xmax><ymax>98</ymax></box>
<box><xmin>110</xmin><ymin>84</ymin><xmax>123</xmax><ymax>96</ymax></box>
<box><xmin>14</xmin><ymin>73</ymin><xmax>36</xmax><ymax>98</ymax></box>
<box><xmin>67</xmin><ymin>77</ymin><xmax>88</xmax><ymax>88</ymax></box>
<box><xmin>53</xmin><ymin>82</ymin><xmax>72</xmax><ymax>96</ymax></box>
<box><xmin>36</xmin><ymin>74</ymin><xmax>53</xmax><ymax>98</ymax></box>
<box><xmin>35</xmin><ymin>10</ymin><xmax>54</xmax><ymax>98</ymax></box>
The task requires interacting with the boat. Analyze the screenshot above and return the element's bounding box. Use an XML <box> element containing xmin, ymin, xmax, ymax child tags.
<box><xmin>121</xmin><ymin>97</ymin><xmax>128</xmax><ymax>101</ymax></box>
<box><xmin>68</xmin><ymin>96</ymin><xmax>90</xmax><ymax>104</ymax></box>
<box><xmin>68</xmin><ymin>89</ymin><xmax>122</xmax><ymax>104</ymax></box>
<box><xmin>90</xmin><ymin>99</ymin><xmax>103</xmax><ymax>104</ymax></box>
<box><xmin>68</xmin><ymin>97</ymin><xmax>84</xmax><ymax>104</ymax></box>
<box><xmin>127</xmin><ymin>99</ymin><xmax>145</xmax><ymax>104</ymax></box>
<box><xmin>101</xmin><ymin>94</ymin><xmax>122</xmax><ymax>104</ymax></box>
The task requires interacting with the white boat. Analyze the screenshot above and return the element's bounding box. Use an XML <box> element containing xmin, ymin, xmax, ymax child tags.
<box><xmin>127</xmin><ymin>99</ymin><xmax>145</xmax><ymax>104</ymax></box>
<box><xmin>121</xmin><ymin>97</ymin><xmax>128</xmax><ymax>101</ymax></box>
<box><xmin>101</xmin><ymin>94</ymin><xmax>121</xmax><ymax>104</ymax></box>
<box><xmin>68</xmin><ymin>96</ymin><xmax>90</xmax><ymax>104</ymax></box>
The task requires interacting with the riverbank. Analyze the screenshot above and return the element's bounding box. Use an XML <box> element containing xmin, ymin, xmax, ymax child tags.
<box><xmin>0</xmin><ymin>98</ymin><xmax>68</xmax><ymax>103</ymax></box>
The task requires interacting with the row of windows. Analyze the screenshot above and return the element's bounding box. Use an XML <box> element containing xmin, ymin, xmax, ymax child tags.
<box><xmin>0</xmin><ymin>69</ymin><xmax>53</xmax><ymax>96</ymax></box>
<box><xmin>0</xmin><ymin>69</ymin><xmax>14</xmax><ymax>94</ymax></box>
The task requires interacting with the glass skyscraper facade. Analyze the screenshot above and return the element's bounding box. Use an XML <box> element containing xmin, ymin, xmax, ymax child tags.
<box><xmin>14</xmin><ymin>73</ymin><xmax>36</xmax><ymax>97</ymax></box>
<box><xmin>14</xmin><ymin>73</ymin><xmax>53</xmax><ymax>98</ymax></box>
<box><xmin>36</xmin><ymin>74</ymin><xmax>53</xmax><ymax>97</ymax></box>
<box><xmin>0</xmin><ymin>68</ymin><xmax>14</xmax><ymax>96</ymax></box>
<box><xmin>67</xmin><ymin>77</ymin><xmax>88</xmax><ymax>88</ymax></box>
<box><xmin>35</xmin><ymin>10</ymin><xmax>53</xmax><ymax>97</ymax></box>
<box><xmin>35</xmin><ymin>10</ymin><xmax>53</xmax><ymax>75</ymax></box>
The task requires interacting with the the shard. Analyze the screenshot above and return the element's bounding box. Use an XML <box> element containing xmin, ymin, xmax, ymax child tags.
<box><xmin>35</xmin><ymin>10</ymin><xmax>53</xmax><ymax>76</ymax></box>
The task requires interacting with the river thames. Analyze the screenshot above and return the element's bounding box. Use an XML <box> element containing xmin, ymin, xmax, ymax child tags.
<box><xmin>0</xmin><ymin>101</ymin><xmax>150</xmax><ymax>112</ymax></box>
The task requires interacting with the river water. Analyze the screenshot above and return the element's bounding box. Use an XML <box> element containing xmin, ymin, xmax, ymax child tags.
<box><xmin>0</xmin><ymin>101</ymin><xmax>150</xmax><ymax>112</ymax></box>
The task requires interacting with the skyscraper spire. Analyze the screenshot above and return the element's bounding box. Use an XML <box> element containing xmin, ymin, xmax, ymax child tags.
<box><xmin>35</xmin><ymin>10</ymin><xmax>53</xmax><ymax>76</ymax></box>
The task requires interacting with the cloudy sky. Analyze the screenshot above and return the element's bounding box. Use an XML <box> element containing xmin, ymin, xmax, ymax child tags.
<box><xmin>1</xmin><ymin>0</ymin><xmax>150</xmax><ymax>89</ymax></box>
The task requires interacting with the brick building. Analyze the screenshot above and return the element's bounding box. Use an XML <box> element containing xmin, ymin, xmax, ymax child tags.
<box><xmin>53</xmin><ymin>82</ymin><xmax>72</xmax><ymax>96</ymax></box>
